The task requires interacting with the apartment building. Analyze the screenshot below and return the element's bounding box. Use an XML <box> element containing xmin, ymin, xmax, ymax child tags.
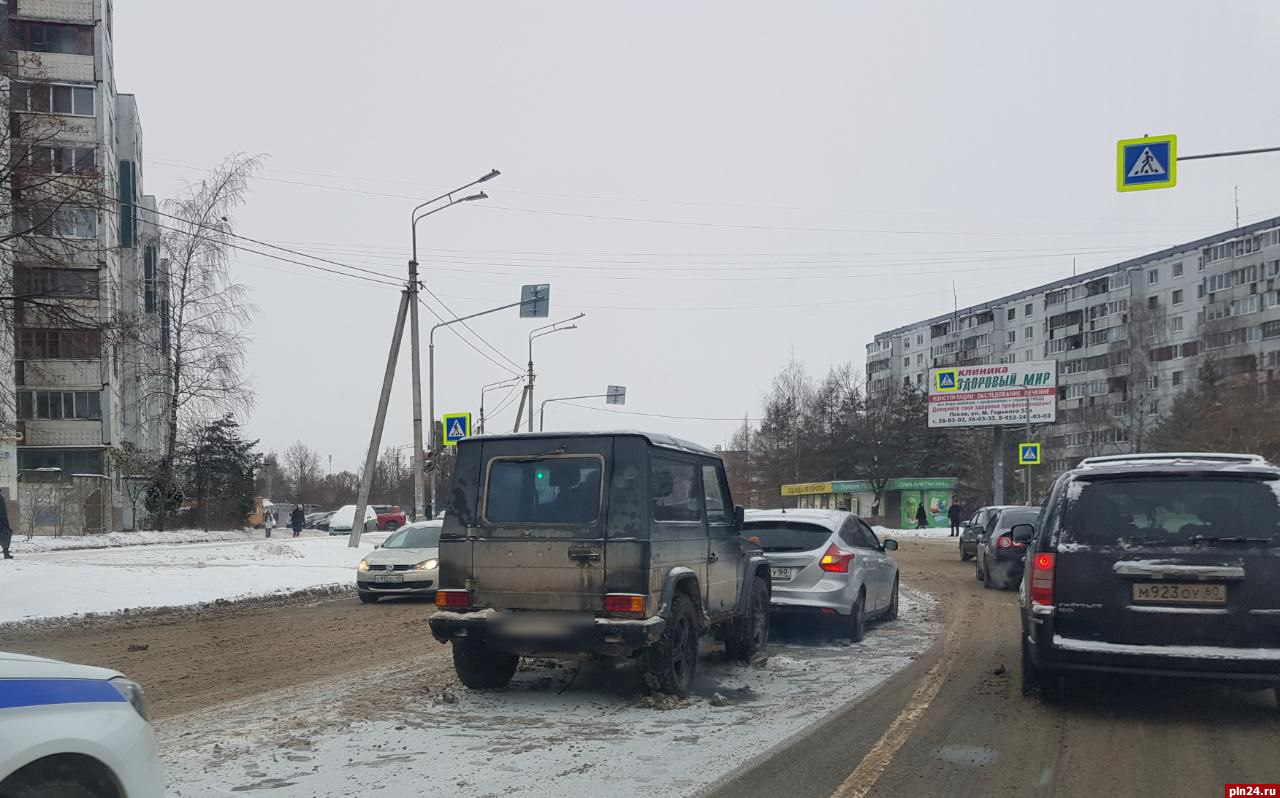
<box><xmin>3</xmin><ymin>0</ymin><xmax>165</xmax><ymax>531</ymax></box>
<box><xmin>866</xmin><ymin>217</ymin><xmax>1280</xmax><ymax>474</ymax></box>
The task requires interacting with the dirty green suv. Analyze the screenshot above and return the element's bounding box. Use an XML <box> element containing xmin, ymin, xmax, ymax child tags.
<box><xmin>429</xmin><ymin>431</ymin><xmax>771</xmax><ymax>695</ymax></box>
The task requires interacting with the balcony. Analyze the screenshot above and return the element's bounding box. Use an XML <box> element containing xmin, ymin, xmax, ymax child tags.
<box><xmin>20</xmin><ymin>419</ymin><xmax>103</xmax><ymax>447</ymax></box>
<box><xmin>13</xmin><ymin>0</ymin><xmax>95</xmax><ymax>24</ymax></box>
<box><xmin>11</xmin><ymin>51</ymin><xmax>94</xmax><ymax>83</ymax></box>
<box><xmin>19</xmin><ymin>359</ymin><xmax>103</xmax><ymax>388</ymax></box>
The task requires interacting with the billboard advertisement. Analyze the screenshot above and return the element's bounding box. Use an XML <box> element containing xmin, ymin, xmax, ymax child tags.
<box><xmin>928</xmin><ymin>360</ymin><xmax>1058</xmax><ymax>428</ymax></box>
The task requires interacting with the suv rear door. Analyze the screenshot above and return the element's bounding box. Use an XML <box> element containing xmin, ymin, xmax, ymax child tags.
<box><xmin>1052</xmin><ymin>473</ymin><xmax>1280</xmax><ymax>648</ymax></box>
<box><xmin>470</xmin><ymin>436</ymin><xmax>612</xmax><ymax>612</ymax></box>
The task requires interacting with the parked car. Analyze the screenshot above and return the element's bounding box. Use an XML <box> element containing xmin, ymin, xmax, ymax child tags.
<box><xmin>429</xmin><ymin>431</ymin><xmax>771</xmax><ymax>696</ymax></box>
<box><xmin>357</xmin><ymin>520</ymin><xmax>442</xmax><ymax>603</ymax></box>
<box><xmin>959</xmin><ymin>505</ymin><xmax>1017</xmax><ymax>561</ymax></box>
<box><xmin>0</xmin><ymin>652</ymin><xmax>166</xmax><ymax>797</ymax></box>
<box><xmin>327</xmin><ymin>504</ymin><xmax>377</xmax><ymax>535</ymax></box>
<box><xmin>976</xmin><ymin>506</ymin><xmax>1040</xmax><ymax>590</ymax></box>
<box><xmin>314</xmin><ymin>511</ymin><xmax>336</xmax><ymax>532</ymax></box>
<box><xmin>1017</xmin><ymin>452</ymin><xmax>1280</xmax><ymax>704</ymax></box>
<box><xmin>304</xmin><ymin>511</ymin><xmax>330</xmax><ymax>528</ymax></box>
<box><xmin>372</xmin><ymin>505</ymin><xmax>407</xmax><ymax>531</ymax></box>
<box><xmin>744</xmin><ymin>509</ymin><xmax>899</xmax><ymax>641</ymax></box>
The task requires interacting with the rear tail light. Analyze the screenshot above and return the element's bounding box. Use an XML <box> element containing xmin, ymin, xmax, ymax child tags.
<box><xmin>997</xmin><ymin>536</ymin><xmax>1012</xmax><ymax>549</ymax></box>
<box><xmin>435</xmin><ymin>590</ymin><xmax>471</xmax><ymax>610</ymax></box>
<box><xmin>819</xmin><ymin>544</ymin><xmax>855</xmax><ymax>573</ymax></box>
<box><xmin>603</xmin><ymin>593</ymin><xmax>646</xmax><ymax>615</ymax></box>
<box><xmin>1029</xmin><ymin>552</ymin><xmax>1056</xmax><ymax>606</ymax></box>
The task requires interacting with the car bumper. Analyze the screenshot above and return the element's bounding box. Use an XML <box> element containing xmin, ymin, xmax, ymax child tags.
<box><xmin>357</xmin><ymin>572</ymin><xmax>436</xmax><ymax>595</ymax></box>
<box><xmin>770</xmin><ymin>580</ymin><xmax>855</xmax><ymax>616</ymax></box>
<box><xmin>429</xmin><ymin>609</ymin><xmax>666</xmax><ymax>656</ymax></box>
<box><xmin>959</xmin><ymin>538</ymin><xmax>979</xmax><ymax>556</ymax></box>
<box><xmin>1029</xmin><ymin>630</ymin><xmax>1280</xmax><ymax>684</ymax></box>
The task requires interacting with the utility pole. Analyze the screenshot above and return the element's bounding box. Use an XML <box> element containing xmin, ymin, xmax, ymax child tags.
<box><xmin>479</xmin><ymin>377</ymin><xmax>521</xmax><ymax>435</ymax></box>
<box><xmin>1024</xmin><ymin>396</ymin><xmax>1032</xmax><ymax>505</ymax></box>
<box><xmin>992</xmin><ymin>426</ymin><xmax>1005</xmax><ymax>506</ymax></box>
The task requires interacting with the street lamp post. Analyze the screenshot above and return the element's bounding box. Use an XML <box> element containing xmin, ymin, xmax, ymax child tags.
<box><xmin>514</xmin><ymin>314</ymin><xmax>585</xmax><ymax>433</ymax></box>
<box><xmin>479</xmin><ymin>378</ymin><xmax>521</xmax><ymax>435</ymax></box>
<box><xmin>405</xmin><ymin>169</ymin><xmax>499</xmax><ymax>522</ymax></box>
<box><xmin>539</xmin><ymin>393</ymin><xmax>608</xmax><ymax>431</ymax></box>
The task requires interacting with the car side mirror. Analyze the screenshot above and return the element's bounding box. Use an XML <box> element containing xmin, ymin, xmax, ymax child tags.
<box><xmin>733</xmin><ymin>505</ymin><xmax>745</xmax><ymax>531</ymax></box>
<box><xmin>1011</xmin><ymin>523</ymin><xmax>1036</xmax><ymax>543</ymax></box>
<box><xmin>882</xmin><ymin>539</ymin><xmax>898</xmax><ymax>552</ymax></box>
<box><xmin>374</xmin><ymin>544</ymin><xmax>380</xmax><ymax>549</ymax></box>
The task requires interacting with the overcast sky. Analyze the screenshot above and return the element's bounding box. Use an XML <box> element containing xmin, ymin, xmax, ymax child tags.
<box><xmin>114</xmin><ymin>1</ymin><xmax>1280</xmax><ymax>471</ymax></box>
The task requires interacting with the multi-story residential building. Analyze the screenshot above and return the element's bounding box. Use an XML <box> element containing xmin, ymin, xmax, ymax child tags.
<box><xmin>3</xmin><ymin>0</ymin><xmax>165</xmax><ymax>531</ymax></box>
<box><xmin>866</xmin><ymin>217</ymin><xmax>1280</xmax><ymax>474</ymax></box>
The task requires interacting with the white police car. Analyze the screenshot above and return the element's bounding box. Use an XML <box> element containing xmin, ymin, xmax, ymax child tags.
<box><xmin>0</xmin><ymin>652</ymin><xmax>165</xmax><ymax>797</ymax></box>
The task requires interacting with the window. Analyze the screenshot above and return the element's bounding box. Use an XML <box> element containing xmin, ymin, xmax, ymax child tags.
<box><xmin>1007</xmin><ymin>330</ymin><xmax>1016</xmax><ymax>345</ymax></box>
<box><xmin>1024</xmin><ymin>303</ymin><xmax>1033</xmax><ymax>316</ymax></box>
<box><xmin>1147</xmin><ymin>268</ymin><xmax>1159</xmax><ymax>285</ymax></box>
<box><xmin>1046</xmin><ymin>288</ymin><xmax>1068</xmax><ymax>306</ymax></box>
<box><xmin>144</xmin><ymin>246</ymin><xmax>158</xmax><ymax>313</ymax></box>
<box><xmin>16</xmin><ymin>328</ymin><xmax>101</xmax><ymax>359</ymax></box>
<box><xmin>903</xmin><ymin>337</ymin><xmax>910</xmax><ymax>350</ymax></box>
<box><xmin>484</xmin><ymin>456</ymin><xmax>602</xmax><ymax>525</ymax></box>
<box><xmin>1262</xmin><ymin>319</ymin><xmax>1280</xmax><ymax>340</ymax></box>
<box><xmin>1024</xmin><ymin>325</ymin><xmax>1034</xmax><ymax>341</ymax></box>
<box><xmin>916</xmin><ymin>334</ymin><xmax>923</xmax><ymax>345</ymax></box>
<box><xmin>1198</xmin><ymin>284</ymin><xmax>1206</xmax><ymax>299</ymax></box>
<box><xmin>17</xmin><ymin>391</ymin><xmax>101</xmax><ymax>420</ymax></box>
<box><xmin>701</xmin><ymin>465</ymin><xmax>730</xmax><ymax>525</ymax></box>
<box><xmin>1110</xmin><ymin>272</ymin><xmax>1131</xmax><ymax>291</ymax></box>
<box><xmin>650</xmin><ymin>457</ymin><xmax>702</xmax><ymax>523</ymax></box>
<box><xmin>1147</xmin><ymin>296</ymin><xmax>1159</xmax><ymax>311</ymax></box>
<box><xmin>744</xmin><ymin>521</ymin><xmax>834</xmax><ymax>552</ymax></box>
<box><xmin>15</xmin><ymin>84</ymin><xmax>95</xmax><ymax>116</ymax></box>
<box><xmin>17</xmin><ymin>449</ymin><xmax>104</xmax><ymax>474</ymax></box>
<box><xmin>1173</xmin><ymin>262</ymin><xmax>1183</xmax><ymax>278</ymax></box>
<box><xmin>11</xmin><ymin>22</ymin><xmax>95</xmax><ymax>55</ymax></box>
<box><xmin>20</xmin><ymin>207</ymin><xmax>98</xmax><ymax>239</ymax></box>
<box><xmin>28</xmin><ymin>145</ymin><xmax>97</xmax><ymax>175</ymax></box>
<box><xmin>1007</xmin><ymin>307</ymin><xmax>1016</xmax><ymax>321</ymax></box>
<box><xmin>1172</xmin><ymin>370</ymin><xmax>1183</xmax><ymax>387</ymax></box>
<box><xmin>1170</xmin><ymin>315</ymin><xmax>1184</xmax><ymax>333</ymax></box>
<box><xmin>1062</xmin><ymin>478</ymin><xmax>1280</xmax><ymax>547</ymax></box>
<box><xmin>15</xmin><ymin>267</ymin><xmax>98</xmax><ymax>298</ymax></box>
<box><xmin>852</xmin><ymin>520</ymin><xmax>880</xmax><ymax>550</ymax></box>
<box><xmin>916</xmin><ymin>353</ymin><xmax>923</xmax><ymax>365</ymax></box>
<box><xmin>1065</xmin><ymin>383</ymin><xmax>1087</xmax><ymax>400</ymax></box>
<box><xmin>1148</xmin><ymin>375</ymin><xmax>1159</xmax><ymax>390</ymax></box>
<box><xmin>1172</xmin><ymin>289</ymin><xmax>1183</xmax><ymax>306</ymax></box>
<box><xmin>903</xmin><ymin>357</ymin><xmax>910</xmax><ymax>368</ymax></box>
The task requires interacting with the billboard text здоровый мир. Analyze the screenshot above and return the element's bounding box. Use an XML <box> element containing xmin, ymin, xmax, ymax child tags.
<box><xmin>927</xmin><ymin>361</ymin><xmax>1058</xmax><ymax>428</ymax></box>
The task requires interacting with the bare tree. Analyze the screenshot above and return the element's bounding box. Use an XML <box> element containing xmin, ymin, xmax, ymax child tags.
<box><xmin>281</xmin><ymin>442</ymin><xmax>323</xmax><ymax>505</ymax></box>
<box><xmin>131</xmin><ymin>155</ymin><xmax>260</xmax><ymax>530</ymax></box>
<box><xmin>108</xmin><ymin>443</ymin><xmax>160</xmax><ymax>531</ymax></box>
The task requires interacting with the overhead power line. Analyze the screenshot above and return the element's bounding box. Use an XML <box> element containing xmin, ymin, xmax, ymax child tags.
<box><xmin>559</xmin><ymin>401</ymin><xmax>761</xmax><ymax>423</ymax></box>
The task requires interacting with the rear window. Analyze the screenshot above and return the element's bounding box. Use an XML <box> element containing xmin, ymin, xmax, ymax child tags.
<box><xmin>742</xmin><ymin>521</ymin><xmax>832</xmax><ymax>552</ymax></box>
<box><xmin>995</xmin><ymin>508</ymin><xmax>1039</xmax><ymax>532</ymax></box>
<box><xmin>1064</xmin><ymin>477</ymin><xmax>1280</xmax><ymax>547</ymax></box>
<box><xmin>484</xmin><ymin>456</ymin><xmax>603</xmax><ymax>525</ymax></box>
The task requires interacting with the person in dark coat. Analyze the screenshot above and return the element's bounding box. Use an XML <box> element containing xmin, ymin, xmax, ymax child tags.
<box><xmin>290</xmin><ymin>506</ymin><xmax>305</xmax><ymax>538</ymax></box>
<box><xmin>915</xmin><ymin>502</ymin><xmax>929</xmax><ymax>530</ymax></box>
<box><xmin>0</xmin><ymin>493</ymin><xmax>12</xmax><ymax>559</ymax></box>
<box><xmin>948</xmin><ymin>502</ymin><xmax>964</xmax><ymax>537</ymax></box>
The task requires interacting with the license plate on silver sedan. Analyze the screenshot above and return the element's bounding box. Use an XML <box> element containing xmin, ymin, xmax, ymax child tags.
<box><xmin>373</xmin><ymin>573</ymin><xmax>403</xmax><ymax>584</ymax></box>
<box><xmin>1132</xmin><ymin>582</ymin><xmax>1226</xmax><ymax>605</ymax></box>
<box><xmin>769</xmin><ymin>567</ymin><xmax>793</xmax><ymax>582</ymax></box>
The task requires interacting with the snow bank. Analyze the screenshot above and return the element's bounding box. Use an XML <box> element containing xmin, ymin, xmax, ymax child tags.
<box><xmin>874</xmin><ymin>525</ymin><xmax>954</xmax><ymax>540</ymax></box>
<box><xmin>10</xmin><ymin>528</ymin><xmax>331</xmax><ymax>554</ymax></box>
<box><xmin>0</xmin><ymin>534</ymin><xmax>388</xmax><ymax>625</ymax></box>
<box><xmin>159</xmin><ymin>590</ymin><xmax>939</xmax><ymax>797</ymax></box>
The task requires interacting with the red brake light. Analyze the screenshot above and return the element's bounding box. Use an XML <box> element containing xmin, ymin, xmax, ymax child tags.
<box><xmin>1030</xmin><ymin>553</ymin><xmax>1056</xmax><ymax>606</ymax></box>
<box><xmin>819</xmin><ymin>544</ymin><xmax>855</xmax><ymax>573</ymax></box>
<box><xmin>997</xmin><ymin>535</ymin><xmax>1012</xmax><ymax>548</ymax></box>
<box><xmin>435</xmin><ymin>590</ymin><xmax>471</xmax><ymax>609</ymax></box>
<box><xmin>603</xmin><ymin>593</ymin><xmax>646</xmax><ymax>614</ymax></box>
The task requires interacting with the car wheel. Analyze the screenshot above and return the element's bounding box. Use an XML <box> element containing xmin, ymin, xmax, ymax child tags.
<box><xmin>451</xmin><ymin>638</ymin><xmax>519</xmax><ymax>690</ymax></box>
<box><xmin>3</xmin><ymin>779</ymin><xmax>99</xmax><ymax>798</ymax></box>
<box><xmin>960</xmin><ymin>547</ymin><xmax>973</xmax><ymax>562</ymax></box>
<box><xmin>975</xmin><ymin>555</ymin><xmax>985</xmax><ymax>582</ymax></box>
<box><xmin>884</xmin><ymin>576</ymin><xmax>900</xmax><ymax>621</ymax></box>
<box><xmin>982</xmin><ymin>560</ymin><xmax>995</xmax><ymax>589</ymax></box>
<box><xmin>643</xmin><ymin>591</ymin><xmax>699</xmax><ymax>696</ymax></box>
<box><xmin>725</xmin><ymin>577</ymin><xmax>770</xmax><ymax>662</ymax></box>
<box><xmin>846</xmin><ymin>589</ymin><xmax>867</xmax><ymax>642</ymax></box>
<box><xmin>358</xmin><ymin>591</ymin><xmax>378</xmax><ymax>604</ymax></box>
<box><xmin>385</xmin><ymin>522</ymin><xmax>399</xmax><ymax>531</ymax></box>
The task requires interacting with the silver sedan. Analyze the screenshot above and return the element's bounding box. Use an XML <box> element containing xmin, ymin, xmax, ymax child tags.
<box><xmin>356</xmin><ymin>520</ymin><xmax>442</xmax><ymax>603</ymax></box>
<box><xmin>743</xmin><ymin>509</ymin><xmax>899</xmax><ymax>641</ymax></box>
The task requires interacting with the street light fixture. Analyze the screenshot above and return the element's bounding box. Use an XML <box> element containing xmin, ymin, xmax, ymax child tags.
<box><xmin>479</xmin><ymin>377</ymin><xmax>522</xmax><ymax>435</ymax></box>
<box><xmin>514</xmin><ymin>313</ymin><xmax>586</xmax><ymax>433</ymax></box>
<box><xmin>539</xmin><ymin>386</ymin><xmax>626</xmax><ymax>431</ymax></box>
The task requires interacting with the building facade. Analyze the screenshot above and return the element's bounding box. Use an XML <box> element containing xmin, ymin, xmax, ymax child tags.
<box><xmin>866</xmin><ymin>218</ymin><xmax>1280</xmax><ymax>474</ymax></box>
<box><xmin>3</xmin><ymin>0</ymin><xmax>165</xmax><ymax>532</ymax></box>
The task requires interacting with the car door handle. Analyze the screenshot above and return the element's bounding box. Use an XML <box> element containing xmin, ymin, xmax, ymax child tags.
<box><xmin>707</xmin><ymin>552</ymin><xmax>719</xmax><ymax>563</ymax></box>
<box><xmin>568</xmin><ymin>547</ymin><xmax>601</xmax><ymax>562</ymax></box>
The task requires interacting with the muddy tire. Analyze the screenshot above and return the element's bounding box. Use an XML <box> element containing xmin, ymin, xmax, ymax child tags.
<box><xmin>845</xmin><ymin>588</ymin><xmax>867</xmax><ymax>643</ymax></box>
<box><xmin>3</xmin><ymin>780</ymin><xmax>99</xmax><ymax>798</ymax></box>
<box><xmin>725</xmin><ymin>577</ymin><xmax>770</xmax><ymax>662</ymax></box>
<box><xmin>452</xmin><ymin>638</ymin><xmax>518</xmax><ymax>690</ymax></box>
<box><xmin>357</xmin><ymin>591</ymin><xmax>378</xmax><ymax>604</ymax></box>
<box><xmin>960</xmin><ymin>548</ymin><xmax>973</xmax><ymax>562</ymax></box>
<box><xmin>884</xmin><ymin>577</ymin><xmax>900</xmax><ymax>621</ymax></box>
<box><xmin>643</xmin><ymin>592</ymin><xmax>699</xmax><ymax>696</ymax></box>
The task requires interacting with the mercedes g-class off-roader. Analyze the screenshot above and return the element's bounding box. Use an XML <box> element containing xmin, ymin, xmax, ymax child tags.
<box><xmin>428</xmin><ymin>431</ymin><xmax>771</xmax><ymax>695</ymax></box>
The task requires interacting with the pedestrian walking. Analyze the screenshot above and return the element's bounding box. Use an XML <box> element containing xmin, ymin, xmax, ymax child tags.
<box><xmin>264</xmin><ymin>510</ymin><xmax>275</xmax><ymax>538</ymax></box>
<box><xmin>915</xmin><ymin>502</ymin><xmax>929</xmax><ymax>530</ymax></box>
<box><xmin>290</xmin><ymin>505</ymin><xmax>305</xmax><ymax>538</ymax></box>
<box><xmin>0</xmin><ymin>493</ymin><xmax>12</xmax><ymax>559</ymax></box>
<box><xmin>948</xmin><ymin>501</ymin><xmax>964</xmax><ymax>537</ymax></box>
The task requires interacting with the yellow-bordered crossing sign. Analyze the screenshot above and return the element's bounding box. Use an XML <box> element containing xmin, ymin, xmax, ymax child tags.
<box><xmin>1018</xmin><ymin>442</ymin><xmax>1041</xmax><ymax>466</ymax></box>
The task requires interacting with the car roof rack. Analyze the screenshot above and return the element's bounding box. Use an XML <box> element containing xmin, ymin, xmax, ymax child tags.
<box><xmin>1077</xmin><ymin>452</ymin><xmax>1268</xmax><ymax>467</ymax></box>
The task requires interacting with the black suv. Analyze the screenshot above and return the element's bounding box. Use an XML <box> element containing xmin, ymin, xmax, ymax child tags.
<box><xmin>429</xmin><ymin>431</ymin><xmax>772</xmax><ymax>695</ymax></box>
<box><xmin>1015</xmin><ymin>453</ymin><xmax>1280</xmax><ymax>703</ymax></box>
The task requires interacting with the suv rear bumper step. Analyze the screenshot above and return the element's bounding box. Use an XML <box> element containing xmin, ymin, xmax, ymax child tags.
<box><xmin>1034</xmin><ymin>634</ymin><xmax>1280</xmax><ymax>682</ymax></box>
<box><xmin>430</xmin><ymin>610</ymin><xmax>666</xmax><ymax>655</ymax></box>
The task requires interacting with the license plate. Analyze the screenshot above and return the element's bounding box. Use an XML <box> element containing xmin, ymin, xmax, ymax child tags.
<box><xmin>769</xmin><ymin>567</ymin><xmax>793</xmax><ymax>582</ymax></box>
<box><xmin>1132</xmin><ymin>582</ymin><xmax>1227</xmax><ymax>605</ymax></box>
<box><xmin>373</xmin><ymin>573</ymin><xmax>403</xmax><ymax>584</ymax></box>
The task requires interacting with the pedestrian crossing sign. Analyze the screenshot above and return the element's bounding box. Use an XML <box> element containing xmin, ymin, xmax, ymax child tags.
<box><xmin>1018</xmin><ymin>443</ymin><xmax>1041</xmax><ymax>466</ymax></box>
<box><xmin>935</xmin><ymin>369</ymin><xmax>958</xmax><ymax>392</ymax></box>
<box><xmin>441</xmin><ymin>412</ymin><xmax>472</xmax><ymax>447</ymax></box>
<box><xmin>1117</xmin><ymin>134</ymin><xmax>1177</xmax><ymax>192</ymax></box>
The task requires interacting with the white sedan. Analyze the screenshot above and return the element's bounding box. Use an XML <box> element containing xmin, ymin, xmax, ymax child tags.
<box><xmin>0</xmin><ymin>652</ymin><xmax>165</xmax><ymax>797</ymax></box>
<box><xmin>356</xmin><ymin>520</ymin><xmax>442</xmax><ymax>602</ymax></box>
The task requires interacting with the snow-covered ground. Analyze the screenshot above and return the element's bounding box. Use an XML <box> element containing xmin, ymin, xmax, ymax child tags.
<box><xmin>9</xmin><ymin>528</ymin><xmax>329</xmax><ymax>554</ymax></box>
<box><xmin>159</xmin><ymin>589</ymin><xmax>938</xmax><ymax>797</ymax></box>
<box><xmin>874</xmin><ymin>525</ymin><xmax>955</xmax><ymax>540</ymax></box>
<box><xmin>0</xmin><ymin>534</ymin><xmax>386</xmax><ymax>625</ymax></box>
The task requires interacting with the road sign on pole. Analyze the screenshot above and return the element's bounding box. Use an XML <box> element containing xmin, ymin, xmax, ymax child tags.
<box><xmin>520</xmin><ymin>284</ymin><xmax>551</xmax><ymax>318</ymax></box>
<box><xmin>1117</xmin><ymin>134</ymin><xmax>1177</xmax><ymax>192</ymax></box>
<box><xmin>441</xmin><ymin>412</ymin><xmax>472</xmax><ymax>447</ymax></box>
<box><xmin>1018</xmin><ymin>443</ymin><xmax>1042</xmax><ymax>466</ymax></box>
<box><xmin>606</xmin><ymin>385</ymin><xmax>626</xmax><ymax>405</ymax></box>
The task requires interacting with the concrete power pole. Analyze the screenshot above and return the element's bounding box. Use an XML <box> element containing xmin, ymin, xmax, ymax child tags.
<box><xmin>409</xmin><ymin>260</ymin><xmax>425</xmax><ymax>521</ymax></box>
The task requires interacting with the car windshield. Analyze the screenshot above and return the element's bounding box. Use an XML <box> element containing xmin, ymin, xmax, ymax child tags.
<box><xmin>1064</xmin><ymin>477</ymin><xmax>1280</xmax><ymax>547</ymax></box>
<box><xmin>381</xmin><ymin>526</ymin><xmax>440</xmax><ymax>549</ymax></box>
<box><xmin>485</xmin><ymin>457</ymin><xmax>603</xmax><ymax>524</ymax></box>
<box><xmin>995</xmin><ymin>509</ymin><xmax>1039</xmax><ymax>532</ymax></box>
<box><xmin>743</xmin><ymin>521</ymin><xmax>832</xmax><ymax>552</ymax></box>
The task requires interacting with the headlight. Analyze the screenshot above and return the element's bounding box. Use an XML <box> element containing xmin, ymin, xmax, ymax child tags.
<box><xmin>415</xmin><ymin>559</ymin><xmax>438</xmax><ymax>571</ymax></box>
<box><xmin>358</xmin><ymin>559</ymin><xmax>370</xmax><ymax>571</ymax></box>
<box><xmin>110</xmin><ymin>677</ymin><xmax>149</xmax><ymax>721</ymax></box>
